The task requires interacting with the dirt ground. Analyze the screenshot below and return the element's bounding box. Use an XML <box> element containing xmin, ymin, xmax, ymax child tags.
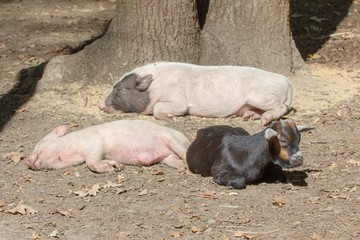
<box><xmin>1</xmin><ymin>0</ymin><xmax>360</xmax><ymax>239</ymax></box>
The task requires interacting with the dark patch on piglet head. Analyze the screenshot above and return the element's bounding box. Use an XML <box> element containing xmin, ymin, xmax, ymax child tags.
<box><xmin>104</xmin><ymin>73</ymin><xmax>153</xmax><ymax>113</ymax></box>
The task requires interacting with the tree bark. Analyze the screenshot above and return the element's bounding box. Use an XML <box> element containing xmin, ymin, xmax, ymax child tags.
<box><xmin>39</xmin><ymin>0</ymin><xmax>305</xmax><ymax>90</ymax></box>
<box><xmin>39</xmin><ymin>0</ymin><xmax>199</xmax><ymax>90</ymax></box>
<box><xmin>199</xmin><ymin>0</ymin><xmax>305</xmax><ymax>75</ymax></box>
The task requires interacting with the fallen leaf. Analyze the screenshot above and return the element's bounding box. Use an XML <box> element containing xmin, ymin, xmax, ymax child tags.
<box><xmin>329</xmin><ymin>194</ymin><xmax>349</xmax><ymax>200</ymax></box>
<box><xmin>70</xmin><ymin>122</ymin><xmax>79</xmax><ymax>128</ymax></box>
<box><xmin>199</xmin><ymin>190</ymin><xmax>217</xmax><ymax>199</ymax></box>
<box><xmin>32</xmin><ymin>232</ymin><xmax>41</xmax><ymax>240</ymax></box>
<box><xmin>15</xmin><ymin>107</ymin><xmax>26</xmax><ymax>113</ymax></box>
<box><xmin>272</xmin><ymin>197</ymin><xmax>286</xmax><ymax>207</ymax></box>
<box><xmin>87</xmin><ymin>184</ymin><xmax>100</xmax><ymax>196</ymax></box>
<box><xmin>170</xmin><ymin>232</ymin><xmax>182</xmax><ymax>238</ymax></box>
<box><xmin>3</xmin><ymin>152</ymin><xmax>26</xmax><ymax>164</ymax></box>
<box><xmin>228</xmin><ymin>192</ymin><xmax>238</xmax><ymax>196</ymax></box>
<box><xmin>309</xmin><ymin>16</ymin><xmax>327</xmax><ymax>23</ymax></box>
<box><xmin>336</xmin><ymin>109</ymin><xmax>350</xmax><ymax>118</ymax></box>
<box><xmin>347</xmin><ymin>159</ymin><xmax>360</xmax><ymax>166</ymax></box>
<box><xmin>7</xmin><ymin>204</ymin><xmax>38</xmax><ymax>215</ymax></box>
<box><xmin>49</xmin><ymin>229</ymin><xmax>60</xmax><ymax>238</ymax></box>
<box><xmin>24</xmin><ymin>56</ymin><xmax>45</xmax><ymax>65</ymax></box>
<box><xmin>117</xmin><ymin>188</ymin><xmax>127</xmax><ymax>194</ymax></box>
<box><xmin>102</xmin><ymin>180</ymin><xmax>122</xmax><ymax>189</ymax></box>
<box><xmin>23</xmin><ymin>223</ymin><xmax>34</xmax><ymax>229</ymax></box>
<box><xmin>308</xmin><ymin>197</ymin><xmax>320</xmax><ymax>204</ymax></box>
<box><xmin>312</xmin><ymin>172</ymin><xmax>321</xmax><ymax>179</ymax></box>
<box><xmin>191</xmin><ymin>226</ymin><xmax>202</xmax><ymax>234</ymax></box>
<box><xmin>156</xmin><ymin>177</ymin><xmax>165</xmax><ymax>182</ymax></box>
<box><xmin>151</xmin><ymin>169</ymin><xmax>164</xmax><ymax>175</ymax></box>
<box><xmin>307</xmin><ymin>53</ymin><xmax>322</xmax><ymax>60</ymax></box>
<box><xmin>139</xmin><ymin>189</ymin><xmax>148</xmax><ymax>196</ymax></box>
<box><xmin>234</xmin><ymin>232</ymin><xmax>255</xmax><ymax>239</ymax></box>
<box><xmin>310</xmin><ymin>232</ymin><xmax>325</xmax><ymax>240</ymax></box>
<box><xmin>18</xmin><ymin>54</ymin><xmax>27</xmax><ymax>60</ymax></box>
<box><xmin>328</xmin><ymin>163</ymin><xmax>337</xmax><ymax>170</ymax></box>
<box><xmin>56</xmin><ymin>210</ymin><xmax>74</xmax><ymax>218</ymax></box>
<box><xmin>20</xmin><ymin>173</ymin><xmax>33</xmax><ymax>183</ymax></box>
<box><xmin>219</xmin><ymin>204</ymin><xmax>240</xmax><ymax>209</ymax></box>
<box><xmin>74</xmin><ymin>190</ymin><xmax>88</xmax><ymax>197</ymax></box>
<box><xmin>74</xmin><ymin>184</ymin><xmax>100</xmax><ymax>197</ymax></box>
<box><xmin>117</xmin><ymin>231</ymin><xmax>130</xmax><ymax>238</ymax></box>
<box><xmin>117</xmin><ymin>174</ymin><xmax>125</xmax><ymax>182</ymax></box>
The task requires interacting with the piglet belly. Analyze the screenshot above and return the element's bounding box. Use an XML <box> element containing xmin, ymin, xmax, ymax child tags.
<box><xmin>106</xmin><ymin>147</ymin><xmax>172</xmax><ymax>166</ymax></box>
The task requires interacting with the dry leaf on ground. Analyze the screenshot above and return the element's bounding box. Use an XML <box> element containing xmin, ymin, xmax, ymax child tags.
<box><xmin>6</xmin><ymin>204</ymin><xmax>38</xmax><ymax>215</ymax></box>
<box><xmin>234</xmin><ymin>231</ymin><xmax>255</xmax><ymax>239</ymax></box>
<box><xmin>102</xmin><ymin>180</ymin><xmax>122</xmax><ymax>189</ymax></box>
<box><xmin>347</xmin><ymin>159</ymin><xmax>360</xmax><ymax>166</ymax></box>
<box><xmin>74</xmin><ymin>184</ymin><xmax>100</xmax><ymax>197</ymax></box>
<box><xmin>3</xmin><ymin>152</ymin><xmax>26</xmax><ymax>164</ymax></box>
<box><xmin>272</xmin><ymin>197</ymin><xmax>286</xmax><ymax>207</ymax></box>
<box><xmin>139</xmin><ymin>189</ymin><xmax>148</xmax><ymax>196</ymax></box>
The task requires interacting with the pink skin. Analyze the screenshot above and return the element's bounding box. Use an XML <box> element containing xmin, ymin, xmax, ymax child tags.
<box><xmin>26</xmin><ymin>120</ymin><xmax>190</xmax><ymax>173</ymax></box>
<box><xmin>97</xmin><ymin>99</ymin><xmax>119</xmax><ymax>114</ymax></box>
<box><xmin>100</xmin><ymin>62</ymin><xmax>293</xmax><ymax>126</ymax></box>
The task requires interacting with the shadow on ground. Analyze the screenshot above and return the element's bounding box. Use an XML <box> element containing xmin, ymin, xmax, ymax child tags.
<box><xmin>290</xmin><ymin>0</ymin><xmax>353</xmax><ymax>59</ymax></box>
<box><xmin>0</xmin><ymin>62</ymin><xmax>47</xmax><ymax>132</ymax></box>
<box><xmin>257</xmin><ymin>162</ymin><xmax>309</xmax><ymax>187</ymax></box>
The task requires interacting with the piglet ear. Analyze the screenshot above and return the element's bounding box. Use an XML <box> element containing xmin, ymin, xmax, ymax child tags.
<box><xmin>296</xmin><ymin>125</ymin><xmax>315</xmax><ymax>132</ymax></box>
<box><xmin>265</xmin><ymin>128</ymin><xmax>281</xmax><ymax>156</ymax></box>
<box><xmin>136</xmin><ymin>74</ymin><xmax>153</xmax><ymax>91</ymax></box>
<box><xmin>52</xmin><ymin>125</ymin><xmax>68</xmax><ymax>137</ymax></box>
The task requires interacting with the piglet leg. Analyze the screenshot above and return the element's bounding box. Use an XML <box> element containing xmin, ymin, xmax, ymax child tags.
<box><xmin>153</xmin><ymin>102</ymin><xmax>187</xmax><ymax>121</ymax></box>
<box><xmin>87</xmin><ymin>159</ymin><xmax>122</xmax><ymax>173</ymax></box>
<box><xmin>242</xmin><ymin>110</ymin><xmax>261</xmax><ymax>120</ymax></box>
<box><xmin>161</xmin><ymin>154</ymin><xmax>187</xmax><ymax>172</ymax></box>
<box><xmin>260</xmin><ymin>105</ymin><xmax>288</xmax><ymax>126</ymax></box>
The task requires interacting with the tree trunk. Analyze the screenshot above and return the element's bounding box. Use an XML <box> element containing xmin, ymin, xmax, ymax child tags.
<box><xmin>199</xmin><ymin>0</ymin><xmax>305</xmax><ymax>75</ymax></box>
<box><xmin>39</xmin><ymin>0</ymin><xmax>305</xmax><ymax>90</ymax></box>
<box><xmin>39</xmin><ymin>0</ymin><xmax>199</xmax><ymax>90</ymax></box>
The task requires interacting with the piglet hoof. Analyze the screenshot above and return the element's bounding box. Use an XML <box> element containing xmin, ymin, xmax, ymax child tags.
<box><xmin>177</xmin><ymin>166</ymin><xmax>187</xmax><ymax>173</ymax></box>
<box><xmin>260</xmin><ymin>117</ymin><xmax>272</xmax><ymax>126</ymax></box>
<box><xmin>88</xmin><ymin>160</ymin><xmax>123</xmax><ymax>173</ymax></box>
<box><xmin>166</xmin><ymin>113</ymin><xmax>177</xmax><ymax>122</ymax></box>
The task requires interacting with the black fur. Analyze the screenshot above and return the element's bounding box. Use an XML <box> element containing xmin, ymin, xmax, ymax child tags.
<box><xmin>105</xmin><ymin>73</ymin><xmax>150</xmax><ymax>113</ymax></box>
<box><xmin>187</xmin><ymin>121</ymin><xmax>304</xmax><ymax>189</ymax></box>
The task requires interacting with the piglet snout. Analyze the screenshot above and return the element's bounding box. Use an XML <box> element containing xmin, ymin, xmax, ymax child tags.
<box><xmin>25</xmin><ymin>157</ymin><xmax>36</xmax><ymax>169</ymax></box>
<box><xmin>98</xmin><ymin>99</ymin><xmax>121</xmax><ymax>114</ymax></box>
<box><xmin>98</xmin><ymin>99</ymin><xmax>107</xmax><ymax>110</ymax></box>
